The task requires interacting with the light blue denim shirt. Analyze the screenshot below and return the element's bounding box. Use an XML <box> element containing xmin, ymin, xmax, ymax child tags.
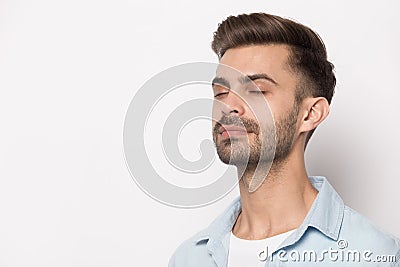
<box><xmin>169</xmin><ymin>176</ymin><xmax>400</xmax><ymax>266</ymax></box>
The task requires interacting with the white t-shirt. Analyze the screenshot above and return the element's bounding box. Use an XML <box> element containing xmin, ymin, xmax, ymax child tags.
<box><xmin>227</xmin><ymin>229</ymin><xmax>296</xmax><ymax>267</ymax></box>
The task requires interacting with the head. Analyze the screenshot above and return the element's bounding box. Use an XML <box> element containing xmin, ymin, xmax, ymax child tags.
<box><xmin>211</xmin><ymin>13</ymin><xmax>336</xmax><ymax>167</ymax></box>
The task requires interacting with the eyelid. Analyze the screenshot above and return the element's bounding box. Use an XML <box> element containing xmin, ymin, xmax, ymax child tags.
<box><xmin>246</xmin><ymin>83</ymin><xmax>269</xmax><ymax>94</ymax></box>
<box><xmin>213</xmin><ymin>84</ymin><xmax>230</xmax><ymax>98</ymax></box>
<box><xmin>212</xmin><ymin>84</ymin><xmax>229</xmax><ymax>90</ymax></box>
<box><xmin>214</xmin><ymin>92</ymin><xmax>228</xmax><ymax>97</ymax></box>
<box><xmin>250</xmin><ymin>80</ymin><xmax>273</xmax><ymax>90</ymax></box>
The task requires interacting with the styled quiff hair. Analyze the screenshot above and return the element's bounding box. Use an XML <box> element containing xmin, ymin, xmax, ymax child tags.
<box><xmin>212</xmin><ymin>12</ymin><xmax>336</xmax><ymax>143</ymax></box>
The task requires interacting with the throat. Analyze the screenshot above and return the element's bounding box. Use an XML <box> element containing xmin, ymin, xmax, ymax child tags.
<box><xmin>234</xmin><ymin>171</ymin><xmax>318</xmax><ymax>240</ymax></box>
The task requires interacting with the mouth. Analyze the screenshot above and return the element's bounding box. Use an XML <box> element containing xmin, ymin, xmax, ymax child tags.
<box><xmin>219</xmin><ymin>125</ymin><xmax>251</xmax><ymax>138</ymax></box>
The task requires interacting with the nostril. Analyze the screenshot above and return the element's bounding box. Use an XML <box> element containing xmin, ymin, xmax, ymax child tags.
<box><xmin>230</xmin><ymin>110</ymin><xmax>239</xmax><ymax>114</ymax></box>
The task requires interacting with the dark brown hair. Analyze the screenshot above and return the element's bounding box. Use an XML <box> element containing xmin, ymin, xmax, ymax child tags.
<box><xmin>212</xmin><ymin>12</ymin><xmax>336</xmax><ymax>144</ymax></box>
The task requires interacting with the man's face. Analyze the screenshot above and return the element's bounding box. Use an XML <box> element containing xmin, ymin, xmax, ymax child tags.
<box><xmin>212</xmin><ymin>44</ymin><xmax>300</xmax><ymax>166</ymax></box>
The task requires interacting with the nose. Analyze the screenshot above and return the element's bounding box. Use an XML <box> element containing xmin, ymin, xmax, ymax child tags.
<box><xmin>220</xmin><ymin>90</ymin><xmax>246</xmax><ymax>116</ymax></box>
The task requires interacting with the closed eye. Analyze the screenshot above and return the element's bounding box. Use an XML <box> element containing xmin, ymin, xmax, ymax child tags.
<box><xmin>214</xmin><ymin>92</ymin><xmax>229</xmax><ymax>98</ymax></box>
<box><xmin>248</xmin><ymin>90</ymin><xmax>266</xmax><ymax>94</ymax></box>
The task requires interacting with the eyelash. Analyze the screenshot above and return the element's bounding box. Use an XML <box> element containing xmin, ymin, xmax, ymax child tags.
<box><xmin>248</xmin><ymin>91</ymin><xmax>266</xmax><ymax>94</ymax></box>
<box><xmin>214</xmin><ymin>92</ymin><xmax>228</xmax><ymax>98</ymax></box>
<box><xmin>214</xmin><ymin>91</ymin><xmax>267</xmax><ymax>98</ymax></box>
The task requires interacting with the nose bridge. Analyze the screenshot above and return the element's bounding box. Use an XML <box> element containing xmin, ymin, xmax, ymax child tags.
<box><xmin>223</xmin><ymin>89</ymin><xmax>246</xmax><ymax>115</ymax></box>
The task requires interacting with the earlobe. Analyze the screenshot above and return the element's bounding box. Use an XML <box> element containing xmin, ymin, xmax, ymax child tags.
<box><xmin>300</xmin><ymin>97</ymin><xmax>330</xmax><ymax>133</ymax></box>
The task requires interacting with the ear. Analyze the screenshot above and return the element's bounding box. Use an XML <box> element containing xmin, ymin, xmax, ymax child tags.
<box><xmin>298</xmin><ymin>97</ymin><xmax>330</xmax><ymax>134</ymax></box>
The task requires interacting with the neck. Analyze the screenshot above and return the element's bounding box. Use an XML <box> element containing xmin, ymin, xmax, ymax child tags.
<box><xmin>232</xmin><ymin>145</ymin><xmax>318</xmax><ymax>240</ymax></box>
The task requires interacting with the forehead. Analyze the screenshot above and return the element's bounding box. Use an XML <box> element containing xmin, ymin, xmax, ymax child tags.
<box><xmin>216</xmin><ymin>44</ymin><xmax>295</xmax><ymax>84</ymax></box>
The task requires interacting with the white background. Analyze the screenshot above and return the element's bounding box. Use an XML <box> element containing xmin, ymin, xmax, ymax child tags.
<box><xmin>1</xmin><ymin>0</ymin><xmax>399</xmax><ymax>266</ymax></box>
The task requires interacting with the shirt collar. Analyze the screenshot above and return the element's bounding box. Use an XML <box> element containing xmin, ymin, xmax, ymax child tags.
<box><xmin>194</xmin><ymin>195</ymin><xmax>241</xmax><ymax>243</ymax></box>
<box><xmin>305</xmin><ymin>176</ymin><xmax>345</xmax><ymax>240</ymax></box>
<box><xmin>194</xmin><ymin>176</ymin><xmax>345</xmax><ymax>247</ymax></box>
<box><xmin>280</xmin><ymin>176</ymin><xmax>345</xmax><ymax>249</ymax></box>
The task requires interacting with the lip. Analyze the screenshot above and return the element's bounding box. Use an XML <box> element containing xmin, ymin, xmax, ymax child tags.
<box><xmin>219</xmin><ymin>125</ymin><xmax>251</xmax><ymax>137</ymax></box>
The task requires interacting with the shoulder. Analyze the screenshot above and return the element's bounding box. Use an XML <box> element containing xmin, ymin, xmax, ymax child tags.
<box><xmin>341</xmin><ymin>205</ymin><xmax>400</xmax><ymax>258</ymax></box>
<box><xmin>168</xmin><ymin>197</ymin><xmax>241</xmax><ymax>267</ymax></box>
<box><xmin>168</xmin><ymin>229</ymin><xmax>213</xmax><ymax>267</ymax></box>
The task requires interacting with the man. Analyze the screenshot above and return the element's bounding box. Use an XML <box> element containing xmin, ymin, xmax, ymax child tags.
<box><xmin>169</xmin><ymin>12</ymin><xmax>400</xmax><ymax>266</ymax></box>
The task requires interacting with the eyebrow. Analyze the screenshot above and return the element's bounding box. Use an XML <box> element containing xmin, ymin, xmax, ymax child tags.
<box><xmin>211</xmin><ymin>73</ymin><xmax>278</xmax><ymax>89</ymax></box>
<box><xmin>211</xmin><ymin>77</ymin><xmax>230</xmax><ymax>88</ymax></box>
<box><xmin>240</xmin><ymin>73</ymin><xmax>278</xmax><ymax>86</ymax></box>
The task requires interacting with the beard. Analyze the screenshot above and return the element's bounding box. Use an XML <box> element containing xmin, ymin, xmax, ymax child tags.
<box><xmin>212</xmin><ymin>105</ymin><xmax>298</xmax><ymax>167</ymax></box>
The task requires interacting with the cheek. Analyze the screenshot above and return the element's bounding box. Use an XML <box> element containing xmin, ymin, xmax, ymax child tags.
<box><xmin>212</xmin><ymin>102</ymin><xmax>224</xmax><ymax>121</ymax></box>
<box><xmin>244</xmin><ymin>98</ymin><xmax>274</xmax><ymax>127</ymax></box>
<box><xmin>269</xmin><ymin>96</ymin><xmax>295</xmax><ymax>119</ymax></box>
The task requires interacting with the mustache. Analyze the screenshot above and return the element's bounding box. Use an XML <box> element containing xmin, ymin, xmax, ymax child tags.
<box><xmin>213</xmin><ymin>115</ymin><xmax>260</xmax><ymax>135</ymax></box>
